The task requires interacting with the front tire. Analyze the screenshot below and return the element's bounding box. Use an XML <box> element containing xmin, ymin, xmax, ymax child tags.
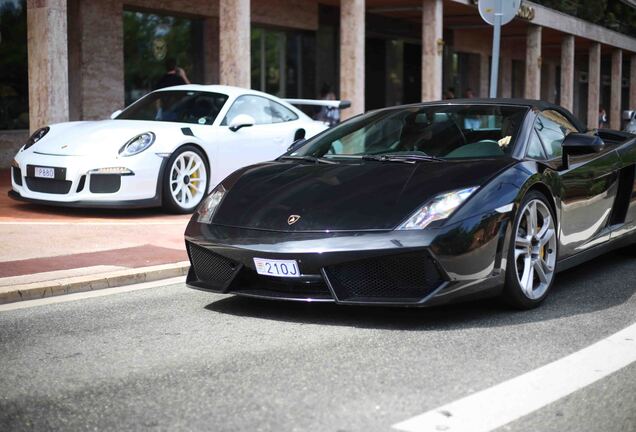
<box><xmin>503</xmin><ymin>191</ymin><xmax>558</xmax><ymax>309</ymax></box>
<box><xmin>162</xmin><ymin>146</ymin><xmax>209</xmax><ymax>214</ymax></box>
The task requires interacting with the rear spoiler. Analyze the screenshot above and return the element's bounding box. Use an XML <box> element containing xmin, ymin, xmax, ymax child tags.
<box><xmin>284</xmin><ymin>98</ymin><xmax>351</xmax><ymax>110</ymax></box>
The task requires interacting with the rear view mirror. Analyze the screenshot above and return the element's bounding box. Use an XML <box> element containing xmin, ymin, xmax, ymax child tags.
<box><xmin>561</xmin><ymin>133</ymin><xmax>604</xmax><ymax>170</ymax></box>
<box><xmin>229</xmin><ymin>114</ymin><xmax>255</xmax><ymax>132</ymax></box>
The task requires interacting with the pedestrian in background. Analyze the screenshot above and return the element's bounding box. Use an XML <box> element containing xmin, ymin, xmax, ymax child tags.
<box><xmin>598</xmin><ymin>106</ymin><xmax>609</xmax><ymax>129</ymax></box>
<box><xmin>155</xmin><ymin>58</ymin><xmax>191</xmax><ymax>90</ymax></box>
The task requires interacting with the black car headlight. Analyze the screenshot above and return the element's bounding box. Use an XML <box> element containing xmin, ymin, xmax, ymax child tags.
<box><xmin>24</xmin><ymin>127</ymin><xmax>50</xmax><ymax>150</ymax></box>
<box><xmin>197</xmin><ymin>184</ymin><xmax>227</xmax><ymax>224</ymax></box>
<box><xmin>119</xmin><ymin>132</ymin><xmax>155</xmax><ymax>157</ymax></box>
<box><xmin>397</xmin><ymin>186</ymin><xmax>478</xmax><ymax>230</ymax></box>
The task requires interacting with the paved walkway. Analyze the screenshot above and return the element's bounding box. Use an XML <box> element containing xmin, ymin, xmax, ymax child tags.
<box><xmin>0</xmin><ymin>169</ymin><xmax>190</xmax><ymax>289</ymax></box>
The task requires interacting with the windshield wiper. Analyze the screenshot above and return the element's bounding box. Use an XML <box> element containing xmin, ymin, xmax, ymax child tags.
<box><xmin>362</xmin><ymin>154</ymin><xmax>444</xmax><ymax>163</ymax></box>
<box><xmin>278</xmin><ymin>155</ymin><xmax>338</xmax><ymax>164</ymax></box>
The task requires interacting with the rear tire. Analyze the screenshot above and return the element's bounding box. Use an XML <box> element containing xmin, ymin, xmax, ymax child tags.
<box><xmin>502</xmin><ymin>190</ymin><xmax>558</xmax><ymax>309</ymax></box>
<box><xmin>162</xmin><ymin>145</ymin><xmax>209</xmax><ymax>214</ymax></box>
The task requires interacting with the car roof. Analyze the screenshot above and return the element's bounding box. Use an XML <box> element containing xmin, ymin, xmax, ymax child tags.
<box><xmin>153</xmin><ymin>84</ymin><xmax>277</xmax><ymax>99</ymax></box>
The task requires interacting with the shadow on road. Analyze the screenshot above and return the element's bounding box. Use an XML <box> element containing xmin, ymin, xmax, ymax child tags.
<box><xmin>204</xmin><ymin>249</ymin><xmax>636</xmax><ymax>330</ymax></box>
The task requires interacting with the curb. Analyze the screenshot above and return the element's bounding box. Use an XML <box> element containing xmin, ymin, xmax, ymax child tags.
<box><xmin>0</xmin><ymin>261</ymin><xmax>190</xmax><ymax>305</ymax></box>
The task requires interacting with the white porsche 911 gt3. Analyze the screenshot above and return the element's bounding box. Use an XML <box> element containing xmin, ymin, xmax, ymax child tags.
<box><xmin>10</xmin><ymin>85</ymin><xmax>335</xmax><ymax>212</ymax></box>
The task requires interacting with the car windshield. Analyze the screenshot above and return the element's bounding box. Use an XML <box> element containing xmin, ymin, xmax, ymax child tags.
<box><xmin>293</xmin><ymin>104</ymin><xmax>529</xmax><ymax>160</ymax></box>
<box><xmin>116</xmin><ymin>90</ymin><xmax>229</xmax><ymax>125</ymax></box>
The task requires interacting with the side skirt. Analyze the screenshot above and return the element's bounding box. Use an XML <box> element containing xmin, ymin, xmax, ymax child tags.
<box><xmin>557</xmin><ymin>230</ymin><xmax>636</xmax><ymax>273</ymax></box>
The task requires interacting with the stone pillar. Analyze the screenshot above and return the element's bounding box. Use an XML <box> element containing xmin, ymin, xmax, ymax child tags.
<box><xmin>203</xmin><ymin>17</ymin><xmax>220</xmax><ymax>84</ymax></box>
<box><xmin>27</xmin><ymin>0</ymin><xmax>69</xmax><ymax>132</ymax></box>
<box><xmin>479</xmin><ymin>53</ymin><xmax>489</xmax><ymax>98</ymax></box>
<box><xmin>76</xmin><ymin>0</ymin><xmax>124</xmax><ymax>120</ymax></box>
<box><xmin>500</xmin><ymin>56</ymin><xmax>512</xmax><ymax>98</ymax></box>
<box><xmin>610</xmin><ymin>49</ymin><xmax>622</xmax><ymax>130</ymax></box>
<box><xmin>587</xmin><ymin>43</ymin><xmax>601</xmax><ymax>129</ymax></box>
<box><xmin>524</xmin><ymin>25</ymin><xmax>541</xmax><ymax>99</ymax></box>
<box><xmin>631</xmin><ymin>54</ymin><xmax>636</xmax><ymax>110</ymax></box>
<box><xmin>560</xmin><ymin>35</ymin><xmax>575</xmax><ymax>112</ymax></box>
<box><xmin>421</xmin><ymin>0</ymin><xmax>443</xmax><ymax>102</ymax></box>
<box><xmin>340</xmin><ymin>0</ymin><xmax>365</xmax><ymax>118</ymax></box>
<box><xmin>219</xmin><ymin>0</ymin><xmax>250</xmax><ymax>88</ymax></box>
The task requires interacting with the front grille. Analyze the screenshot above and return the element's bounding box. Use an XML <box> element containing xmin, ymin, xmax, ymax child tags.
<box><xmin>89</xmin><ymin>174</ymin><xmax>121</xmax><ymax>193</ymax></box>
<box><xmin>25</xmin><ymin>177</ymin><xmax>72</xmax><ymax>194</ymax></box>
<box><xmin>324</xmin><ymin>251</ymin><xmax>444</xmax><ymax>302</ymax></box>
<box><xmin>12</xmin><ymin>167</ymin><xmax>22</xmax><ymax>186</ymax></box>
<box><xmin>187</xmin><ymin>242</ymin><xmax>240</xmax><ymax>289</ymax></box>
<box><xmin>229</xmin><ymin>268</ymin><xmax>332</xmax><ymax>300</ymax></box>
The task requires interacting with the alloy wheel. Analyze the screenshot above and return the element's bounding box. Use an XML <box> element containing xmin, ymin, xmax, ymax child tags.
<box><xmin>513</xmin><ymin>199</ymin><xmax>557</xmax><ymax>300</ymax></box>
<box><xmin>169</xmin><ymin>150</ymin><xmax>207</xmax><ymax>209</ymax></box>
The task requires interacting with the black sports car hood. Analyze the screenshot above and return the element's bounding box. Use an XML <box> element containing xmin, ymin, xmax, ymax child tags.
<box><xmin>212</xmin><ymin>158</ymin><xmax>517</xmax><ymax>232</ymax></box>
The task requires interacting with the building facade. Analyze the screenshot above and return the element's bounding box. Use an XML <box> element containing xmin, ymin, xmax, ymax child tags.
<box><xmin>1</xmin><ymin>0</ymin><xmax>635</xmax><ymax>167</ymax></box>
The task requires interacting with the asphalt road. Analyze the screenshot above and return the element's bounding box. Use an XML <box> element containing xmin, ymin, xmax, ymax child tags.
<box><xmin>1</xmin><ymin>250</ymin><xmax>635</xmax><ymax>432</ymax></box>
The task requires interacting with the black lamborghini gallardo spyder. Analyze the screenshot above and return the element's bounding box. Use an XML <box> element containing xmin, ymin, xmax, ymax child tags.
<box><xmin>184</xmin><ymin>99</ymin><xmax>636</xmax><ymax>309</ymax></box>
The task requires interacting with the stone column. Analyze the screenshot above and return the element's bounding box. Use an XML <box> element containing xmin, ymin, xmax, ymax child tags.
<box><xmin>631</xmin><ymin>55</ymin><xmax>636</xmax><ymax>110</ymax></box>
<box><xmin>421</xmin><ymin>0</ymin><xmax>443</xmax><ymax>102</ymax></box>
<box><xmin>203</xmin><ymin>17</ymin><xmax>220</xmax><ymax>84</ymax></box>
<box><xmin>610</xmin><ymin>49</ymin><xmax>622</xmax><ymax>130</ymax></box>
<box><xmin>479</xmin><ymin>53</ymin><xmax>489</xmax><ymax>98</ymax></box>
<box><xmin>219</xmin><ymin>0</ymin><xmax>250</xmax><ymax>88</ymax></box>
<box><xmin>524</xmin><ymin>25</ymin><xmax>541</xmax><ymax>99</ymax></box>
<box><xmin>340</xmin><ymin>0</ymin><xmax>365</xmax><ymax>118</ymax></box>
<box><xmin>500</xmin><ymin>56</ymin><xmax>512</xmax><ymax>98</ymax></box>
<box><xmin>76</xmin><ymin>0</ymin><xmax>124</xmax><ymax>120</ymax></box>
<box><xmin>587</xmin><ymin>43</ymin><xmax>601</xmax><ymax>129</ymax></box>
<box><xmin>27</xmin><ymin>0</ymin><xmax>69</xmax><ymax>132</ymax></box>
<box><xmin>560</xmin><ymin>35</ymin><xmax>575</xmax><ymax>112</ymax></box>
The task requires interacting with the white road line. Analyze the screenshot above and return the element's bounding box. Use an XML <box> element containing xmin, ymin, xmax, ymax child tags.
<box><xmin>0</xmin><ymin>276</ymin><xmax>185</xmax><ymax>312</ymax></box>
<box><xmin>393</xmin><ymin>322</ymin><xmax>636</xmax><ymax>432</ymax></box>
<box><xmin>0</xmin><ymin>221</ymin><xmax>187</xmax><ymax>226</ymax></box>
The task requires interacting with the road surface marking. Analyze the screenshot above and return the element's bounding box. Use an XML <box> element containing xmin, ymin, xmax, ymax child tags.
<box><xmin>0</xmin><ymin>276</ymin><xmax>185</xmax><ymax>312</ymax></box>
<box><xmin>393</xmin><ymin>321</ymin><xmax>636</xmax><ymax>432</ymax></box>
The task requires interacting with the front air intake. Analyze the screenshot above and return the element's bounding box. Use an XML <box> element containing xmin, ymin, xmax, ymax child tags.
<box><xmin>324</xmin><ymin>251</ymin><xmax>444</xmax><ymax>302</ymax></box>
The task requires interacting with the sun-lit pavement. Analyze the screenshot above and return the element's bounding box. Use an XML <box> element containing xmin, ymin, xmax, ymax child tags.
<box><xmin>0</xmin><ymin>169</ymin><xmax>189</xmax><ymax>286</ymax></box>
<box><xmin>0</xmin><ymin>250</ymin><xmax>634</xmax><ymax>432</ymax></box>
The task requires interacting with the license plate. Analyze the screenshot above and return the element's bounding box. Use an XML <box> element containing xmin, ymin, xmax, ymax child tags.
<box><xmin>34</xmin><ymin>167</ymin><xmax>55</xmax><ymax>179</ymax></box>
<box><xmin>253</xmin><ymin>258</ymin><xmax>300</xmax><ymax>278</ymax></box>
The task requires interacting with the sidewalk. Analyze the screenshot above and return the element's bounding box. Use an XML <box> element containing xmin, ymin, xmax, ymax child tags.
<box><xmin>0</xmin><ymin>169</ymin><xmax>191</xmax><ymax>303</ymax></box>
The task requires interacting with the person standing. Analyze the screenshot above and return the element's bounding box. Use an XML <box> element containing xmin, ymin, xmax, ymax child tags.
<box><xmin>155</xmin><ymin>58</ymin><xmax>191</xmax><ymax>90</ymax></box>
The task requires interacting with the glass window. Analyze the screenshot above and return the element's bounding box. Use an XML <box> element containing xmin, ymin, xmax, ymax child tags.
<box><xmin>0</xmin><ymin>0</ymin><xmax>28</xmax><ymax>130</ymax></box>
<box><xmin>534</xmin><ymin>110</ymin><xmax>576</xmax><ymax>159</ymax></box>
<box><xmin>222</xmin><ymin>95</ymin><xmax>298</xmax><ymax>126</ymax></box>
<box><xmin>116</xmin><ymin>91</ymin><xmax>228</xmax><ymax>125</ymax></box>
<box><xmin>294</xmin><ymin>104</ymin><xmax>529</xmax><ymax>160</ymax></box>
<box><xmin>526</xmin><ymin>131</ymin><xmax>547</xmax><ymax>160</ymax></box>
<box><xmin>123</xmin><ymin>10</ymin><xmax>203</xmax><ymax>106</ymax></box>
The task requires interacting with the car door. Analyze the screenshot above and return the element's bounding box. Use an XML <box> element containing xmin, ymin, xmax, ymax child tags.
<box><xmin>212</xmin><ymin>95</ymin><xmax>300</xmax><ymax>183</ymax></box>
<box><xmin>534</xmin><ymin>110</ymin><xmax>621</xmax><ymax>257</ymax></box>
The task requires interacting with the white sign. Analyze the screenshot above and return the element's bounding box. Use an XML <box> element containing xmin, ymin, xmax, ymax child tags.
<box><xmin>478</xmin><ymin>0</ymin><xmax>521</xmax><ymax>26</ymax></box>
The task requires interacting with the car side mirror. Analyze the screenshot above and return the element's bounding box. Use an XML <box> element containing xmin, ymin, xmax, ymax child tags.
<box><xmin>287</xmin><ymin>138</ymin><xmax>306</xmax><ymax>153</ymax></box>
<box><xmin>110</xmin><ymin>109</ymin><xmax>122</xmax><ymax>119</ymax></box>
<box><xmin>229</xmin><ymin>114</ymin><xmax>255</xmax><ymax>132</ymax></box>
<box><xmin>561</xmin><ymin>132</ymin><xmax>605</xmax><ymax>170</ymax></box>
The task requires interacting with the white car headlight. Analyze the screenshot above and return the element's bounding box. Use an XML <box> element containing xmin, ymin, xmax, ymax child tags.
<box><xmin>197</xmin><ymin>184</ymin><xmax>227</xmax><ymax>224</ymax></box>
<box><xmin>119</xmin><ymin>132</ymin><xmax>155</xmax><ymax>156</ymax></box>
<box><xmin>24</xmin><ymin>126</ymin><xmax>50</xmax><ymax>150</ymax></box>
<box><xmin>397</xmin><ymin>186</ymin><xmax>479</xmax><ymax>230</ymax></box>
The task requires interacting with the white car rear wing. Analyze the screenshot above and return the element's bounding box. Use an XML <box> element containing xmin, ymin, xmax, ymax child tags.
<box><xmin>284</xmin><ymin>99</ymin><xmax>351</xmax><ymax>110</ymax></box>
